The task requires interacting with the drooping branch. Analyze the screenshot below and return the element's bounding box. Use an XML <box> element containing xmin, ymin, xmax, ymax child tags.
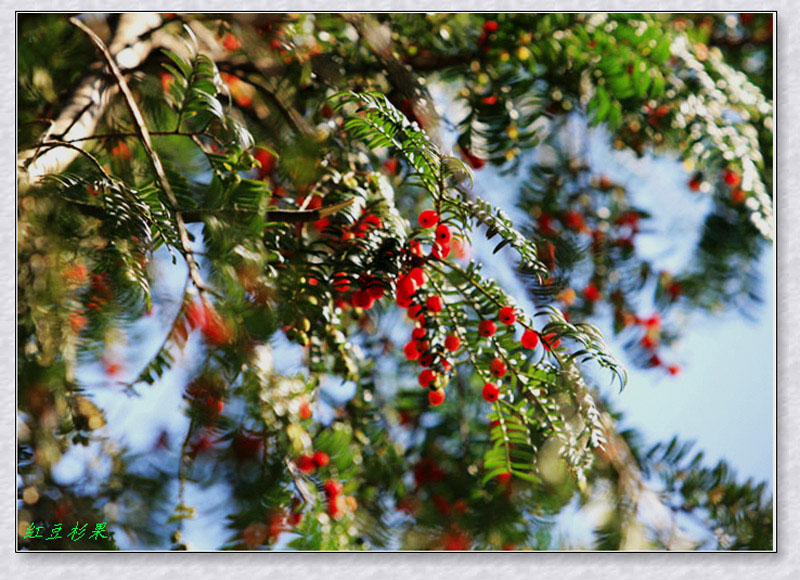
<box><xmin>71</xmin><ymin>16</ymin><xmax>209</xmax><ymax>299</ymax></box>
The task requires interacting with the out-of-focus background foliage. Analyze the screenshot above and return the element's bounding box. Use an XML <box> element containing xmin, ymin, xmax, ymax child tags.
<box><xmin>17</xmin><ymin>12</ymin><xmax>773</xmax><ymax>551</ymax></box>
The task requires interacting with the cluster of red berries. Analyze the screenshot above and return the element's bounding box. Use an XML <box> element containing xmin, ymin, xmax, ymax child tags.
<box><xmin>296</xmin><ymin>450</ymin><xmax>330</xmax><ymax>474</ymax></box>
<box><xmin>417</xmin><ymin>210</ymin><xmax>454</xmax><ymax>258</ymax></box>
<box><xmin>330</xmin><ymin>270</ymin><xmax>386</xmax><ymax>311</ymax></box>
<box><xmin>323</xmin><ymin>479</ymin><xmax>355</xmax><ymax>519</ymax></box>
<box><xmin>722</xmin><ymin>168</ymin><xmax>747</xmax><ymax>204</ymax></box>
<box><xmin>643</xmin><ymin>103</ymin><xmax>670</xmax><ymax>127</ymax></box>
<box><xmin>625</xmin><ymin>311</ymin><xmax>680</xmax><ymax>375</ymax></box>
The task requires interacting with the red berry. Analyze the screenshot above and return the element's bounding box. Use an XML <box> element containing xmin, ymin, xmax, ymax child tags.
<box><xmin>667</xmin><ymin>364</ymin><xmax>680</xmax><ymax>376</ymax></box>
<box><xmin>481</xmin><ymin>95</ymin><xmax>498</xmax><ymax>105</ymax></box>
<box><xmin>426</xmin><ymin>295</ymin><xmax>443</xmax><ymax>313</ymax></box>
<box><xmin>397</xmin><ymin>275</ymin><xmax>418</xmax><ymax>297</ymax></box>
<box><xmin>412</xmin><ymin>327</ymin><xmax>426</xmax><ymax>340</ymax></box>
<box><xmin>563</xmin><ymin>210</ymin><xmax>585</xmax><ymax>232</ymax></box>
<box><xmin>312</xmin><ymin>451</ymin><xmax>330</xmax><ymax>468</ymax></box>
<box><xmin>730</xmin><ymin>188</ymin><xmax>746</xmax><ymax>204</ymax></box>
<box><xmin>432</xmin><ymin>242</ymin><xmax>451</xmax><ymax>259</ymax></box>
<box><xmin>323</xmin><ymin>479</ymin><xmax>343</xmax><ymax>497</ymax></box>
<box><xmin>366</xmin><ymin>284</ymin><xmax>385</xmax><ymax>300</ymax></box>
<box><xmin>299</xmin><ymin>400</ymin><xmax>313</xmax><ymax>420</ymax></box>
<box><xmin>435</xmin><ymin>224</ymin><xmax>452</xmax><ymax>244</ymax></box>
<box><xmin>520</xmin><ymin>329</ymin><xmax>539</xmax><ymax>349</ymax></box>
<box><xmin>297</xmin><ymin>454</ymin><xmax>316</xmax><ymax>474</ymax></box>
<box><xmin>254</xmin><ymin>148</ymin><xmax>276</xmax><ymax>178</ymax></box>
<box><xmin>419</xmin><ymin>353</ymin><xmax>434</xmax><ymax>368</ymax></box>
<box><xmin>723</xmin><ymin>168</ymin><xmax>741</xmax><ymax>188</ymax></box>
<box><xmin>583</xmin><ymin>284</ymin><xmax>601</xmax><ymax>302</ymax></box>
<box><xmin>489</xmin><ymin>358</ymin><xmax>507</xmax><ymax>378</ymax></box>
<box><xmin>498</xmin><ymin>306</ymin><xmax>516</xmax><ymax>325</ymax></box>
<box><xmin>428</xmin><ymin>389</ymin><xmax>446</xmax><ymax>406</ymax></box>
<box><xmin>414</xmin><ymin>338</ymin><xmax>430</xmax><ymax>353</ymax></box>
<box><xmin>483</xmin><ymin>20</ymin><xmax>499</xmax><ymax>33</ymax></box>
<box><xmin>384</xmin><ymin>158</ymin><xmax>398</xmax><ymax>175</ymax></box>
<box><xmin>409</xmin><ymin>267</ymin><xmax>426</xmax><ymax>287</ymax></box>
<box><xmin>407</xmin><ymin>304</ymin><xmax>424</xmax><ymax>320</ymax></box>
<box><xmin>478</xmin><ymin>320</ymin><xmax>497</xmax><ymax>338</ymax></box>
<box><xmin>186</xmin><ymin>300</ymin><xmax>207</xmax><ymax>330</ymax></box>
<box><xmin>351</xmin><ymin>290</ymin><xmax>375</xmax><ymax>310</ymax></box>
<box><xmin>404</xmin><ymin>341</ymin><xmax>420</xmax><ymax>361</ymax></box>
<box><xmin>418</xmin><ymin>369</ymin><xmax>436</xmax><ymax>388</ymax></box>
<box><xmin>222</xmin><ymin>33</ymin><xmax>241</xmax><ymax>51</ymax></box>
<box><xmin>444</xmin><ymin>334</ymin><xmax>461</xmax><ymax>352</ymax></box>
<box><xmin>482</xmin><ymin>382</ymin><xmax>500</xmax><ymax>402</ymax></box>
<box><xmin>418</xmin><ymin>210</ymin><xmax>440</xmax><ymax>228</ymax></box>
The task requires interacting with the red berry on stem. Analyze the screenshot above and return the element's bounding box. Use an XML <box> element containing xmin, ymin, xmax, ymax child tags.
<box><xmin>397</xmin><ymin>275</ymin><xmax>418</xmax><ymax>297</ymax></box>
<box><xmin>297</xmin><ymin>454</ymin><xmax>316</xmax><ymax>474</ymax></box>
<box><xmin>435</xmin><ymin>224</ymin><xmax>452</xmax><ymax>244</ymax></box>
<box><xmin>583</xmin><ymin>283</ymin><xmax>601</xmax><ymax>302</ymax></box>
<box><xmin>366</xmin><ymin>284</ymin><xmax>385</xmax><ymax>300</ymax></box>
<box><xmin>407</xmin><ymin>304</ymin><xmax>424</xmax><ymax>320</ymax></box>
<box><xmin>498</xmin><ymin>306</ymin><xmax>516</xmax><ymax>325</ymax></box>
<box><xmin>418</xmin><ymin>369</ymin><xmax>436</xmax><ymax>388</ymax></box>
<box><xmin>299</xmin><ymin>400</ymin><xmax>313</xmax><ymax>420</ymax></box>
<box><xmin>428</xmin><ymin>389</ymin><xmax>446</xmax><ymax>406</ymax></box>
<box><xmin>723</xmin><ymin>168</ymin><xmax>741</xmax><ymax>188</ymax></box>
<box><xmin>312</xmin><ymin>451</ymin><xmax>330</xmax><ymax>468</ymax></box>
<box><xmin>323</xmin><ymin>479</ymin><xmax>343</xmax><ymax>498</ymax></box>
<box><xmin>409</xmin><ymin>267</ymin><xmax>425</xmax><ymax>287</ymax></box>
<box><xmin>489</xmin><ymin>358</ymin><xmax>507</xmax><ymax>378</ymax></box>
<box><xmin>444</xmin><ymin>334</ymin><xmax>461</xmax><ymax>352</ymax></box>
<box><xmin>483</xmin><ymin>20</ymin><xmax>499</xmax><ymax>33</ymax></box>
<box><xmin>404</xmin><ymin>341</ymin><xmax>420</xmax><ymax>361</ymax></box>
<box><xmin>482</xmin><ymin>382</ymin><xmax>500</xmax><ymax>402</ymax></box>
<box><xmin>426</xmin><ymin>295</ymin><xmax>443</xmax><ymax>313</ymax></box>
<box><xmin>351</xmin><ymin>290</ymin><xmax>375</xmax><ymax>310</ymax></box>
<box><xmin>478</xmin><ymin>320</ymin><xmax>497</xmax><ymax>338</ymax></box>
<box><xmin>520</xmin><ymin>329</ymin><xmax>539</xmax><ymax>349</ymax></box>
<box><xmin>432</xmin><ymin>242</ymin><xmax>451</xmax><ymax>259</ymax></box>
<box><xmin>418</xmin><ymin>210</ymin><xmax>440</xmax><ymax>228</ymax></box>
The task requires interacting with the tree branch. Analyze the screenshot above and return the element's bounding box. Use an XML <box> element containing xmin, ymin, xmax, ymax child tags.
<box><xmin>71</xmin><ymin>16</ymin><xmax>210</xmax><ymax>299</ymax></box>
